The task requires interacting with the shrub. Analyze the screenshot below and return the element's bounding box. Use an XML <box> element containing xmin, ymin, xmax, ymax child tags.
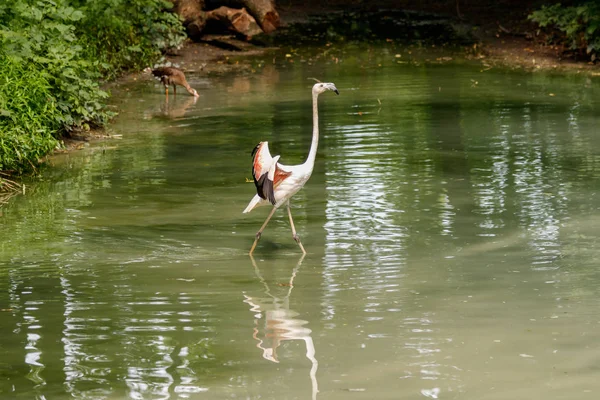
<box><xmin>0</xmin><ymin>0</ymin><xmax>109</xmax><ymax>172</ymax></box>
<box><xmin>0</xmin><ymin>0</ymin><xmax>185</xmax><ymax>175</ymax></box>
<box><xmin>529</xmin><ymin>2</ymin><xmax>600</xmax><ymax>61</ymax></box>
<box><xmin>74</xmin><ymin>0</ymin><xmax>186</xmax><ymax>79</ymax></box>
<box><xmin>0</xmin><ymin>57</ymin><xmax>59</xmax><ymax>171</ymax></box>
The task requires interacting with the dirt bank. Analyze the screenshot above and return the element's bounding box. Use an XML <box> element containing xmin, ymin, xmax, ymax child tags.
<box><xmin>5</xmin><ymin>2</ymin><xmax>596</xmax><ymax>200</ymax></box>
<box><xmin>61</xmin><ymin>2</ymin><xmax>600</xmax><ymax>153</ymax></box>
<box><xmin>153</xmin><ymin>1</ymin><xmax>599</xmax><ymax>78</ymax></box>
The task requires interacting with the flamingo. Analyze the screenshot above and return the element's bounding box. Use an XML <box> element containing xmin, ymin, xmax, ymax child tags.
<box><xmin>151</xmin><ymin>66</ymin><xmax>199</xmax><ymax>97</ymax></box>
<box><xmin>243</xmin><ymin>82</ymin><xmax>339</xmax><ymax>255</ymax></box>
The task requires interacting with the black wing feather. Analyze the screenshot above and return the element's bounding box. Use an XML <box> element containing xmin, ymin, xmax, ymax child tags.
<box><xmin>251</xmin><ymin>142</ymin><xmax>261</xmax><ymax>157</ymax></box>
<box><xmin>255</xmin><ymin>174</ymin><xmax>276</xmax><ymax>204</ymax></box>
<box><xmin>251</xmin><ymin>142</ymin><xmax>264</xmax><ymax>199</ymax></box>
<box><xmin>250</xmin><ymin>141</ymin><xmax>276</xmax><ymax>205</ymax></box>
<box><xmin>255</xmin><ymin>174</ymin><xmax>267</xmax><ymax>200</ymax></box>
<box><xmin>262</xmin><ymin>177</ymin><xmax>276</xmax><ymax>205</ymax></box>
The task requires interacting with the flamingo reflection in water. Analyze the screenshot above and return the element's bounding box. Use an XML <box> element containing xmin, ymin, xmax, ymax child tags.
<box><xmin>244</xmin><ymin>255</ymin><xmax>319</xmax><ymax>400</ymax></box>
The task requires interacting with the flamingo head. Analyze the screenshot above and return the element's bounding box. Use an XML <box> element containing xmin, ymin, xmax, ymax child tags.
<box><xmin>313</xmin><ymin>82</ymin><xmax>339</xmax><ymax>95</ymax></box>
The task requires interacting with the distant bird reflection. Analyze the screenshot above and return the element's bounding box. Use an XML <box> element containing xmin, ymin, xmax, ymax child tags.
<box><xmin>143</xmin><ymin>95</ymin><xmax>198</xmax><ymax>120</ymax></box>
<box><xmin>160</xmin><ymin>94</ymin><xmax>198</xmax><ymax>119</ymax></box>
<box><xmin>244</xmin><ymin>255</ymin><xmax>318</xmax><ymax>400</ymax></box>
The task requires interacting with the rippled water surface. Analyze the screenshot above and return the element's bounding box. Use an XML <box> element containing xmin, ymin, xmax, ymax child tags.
<box><xmin>1</xmin><ymin>45</ymin><xmax>600</xmax><ymax>399</ymax></box>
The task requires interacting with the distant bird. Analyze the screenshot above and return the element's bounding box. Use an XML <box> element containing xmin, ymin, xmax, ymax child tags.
<box><xmin>243</xmin><ymin>82</ymin><xmax>339</xmax><ymax>255</ymax></box>
<box><xmin>151</xmin><ymin>66</ymin><xmax>199</xmax><ymax>97</ymax></box>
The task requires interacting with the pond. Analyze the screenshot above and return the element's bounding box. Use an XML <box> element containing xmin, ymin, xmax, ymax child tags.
<box><xmin>1</xmin><ymin>43</ymin><xmax>600</xmax><ymax>399</ymax></box>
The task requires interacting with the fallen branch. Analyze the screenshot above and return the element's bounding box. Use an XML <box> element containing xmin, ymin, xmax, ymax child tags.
<box><xmin>206</xmin><ymin>0</ymin><xmax>280</xmax><ymax>33</ymax></box>
<box><xmin>173</xmin><ymin>0</ymin><xmax>208</xmax><ymax>41</ymax></box>
<box><xmin>173</xmin><ymin>0</ymin><xmax>272</xmax><ymax>39</ymax></box>
<box><xmin>497</xmin><ymin>21</ymin><xmax>531</xmax><ymax>38</ymax></box>
<box><xmin>206</xmin><ymin>6</ymin><xmax>262</xmax><ymax>38</ymax></box>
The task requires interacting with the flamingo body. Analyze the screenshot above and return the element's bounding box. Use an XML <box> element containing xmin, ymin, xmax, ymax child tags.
<box><xmin>244</xmin><ymin>82</ymin><xmax>339</xmax><ymax>254</ymax></box>
<box><xmin>243</xmin><ymin>141</ymin><xmax>311</xmax><ymax>213</ymax></box>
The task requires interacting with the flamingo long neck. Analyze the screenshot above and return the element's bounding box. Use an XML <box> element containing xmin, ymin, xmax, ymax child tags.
<box><xmin>305</xmin><ymin>91</ymin><xmax>319</xmax><ymax>170</ymax></box>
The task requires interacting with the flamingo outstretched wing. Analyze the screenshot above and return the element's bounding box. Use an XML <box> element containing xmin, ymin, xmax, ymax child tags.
<box><xmin>251</xmin><ymin>142</ymin><xmax>291</xmax><ymax>205</ymax></box>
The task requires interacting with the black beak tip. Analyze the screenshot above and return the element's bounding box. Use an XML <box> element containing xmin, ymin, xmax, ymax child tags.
<box><xmin>334</xmin><ymin>89</ymin><xmax>340</xmax><ymax>95</ymax></box>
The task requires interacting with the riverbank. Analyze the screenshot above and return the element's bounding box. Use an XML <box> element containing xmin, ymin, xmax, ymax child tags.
<box><xmin>3</xmin><ymin>1</ymin><xmax>597</xmax><ymax>203</ymax></box>
<box><xmin>29</xmin><ymin>2</ymin><xmax>600</xmax><ymax>152</ymax></box>
<box><xmin>278</xmin><ymin>0</ymin><xmax>599</xmax><ymax>73</ymax></box>
<box><xmin>54</xmin><ymin>5</ymin><xmax>600</xmax><ymax>155</ymax></box>
<box><xmin>0</xmin><ymin>0</ymin><xmax>187</xmax><ymax>193</ymax></box>
<box><xmin>149</xmin><ymin>3</ymin><xmax>599</xmax><ymax>81</ymax></box>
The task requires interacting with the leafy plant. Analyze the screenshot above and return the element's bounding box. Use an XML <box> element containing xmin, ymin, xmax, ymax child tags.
<box><xmin>529</xmin><ymin>2</ymin><xmax>600</xmax><ymax>60</ymax></box>
<box><xmin>0</xmin><ymin>56</ymin><xmax>59</xmax><ymax>172</ymax></box>
<box><xmin>74</xmin><ymin>0</ymin><xmax>186</xmax><ymax>79</ymax></box>
<box><xmin>0</xmin><ymin>0</ymin><xmax>185</xmax><ymax>176</ymax></box>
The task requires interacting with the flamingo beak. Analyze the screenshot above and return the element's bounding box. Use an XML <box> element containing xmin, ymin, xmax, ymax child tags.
<box><xmin>334</xmin><ymin>89</ymin><xmax>340</xmax><ymax>95</ymax></box>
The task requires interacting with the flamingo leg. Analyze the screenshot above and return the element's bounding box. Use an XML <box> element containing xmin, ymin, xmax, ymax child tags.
<box><xmin>287</xmin><ymin>202</ymin><xmax>307</xmax><ymax>254</ymax></box>
<box><xmin>165</xmin><ymin>86</ymin><xmax>169</xmax><ymax>97</ymax></box>
<box><xmin>249</xmin><ymin>206</ymin><xmax>278</xmax><ymax>255</ymax></box>
<box><xmin>173</xmin><ymin>84</ymin><xmax>177</xmax><ymax>96</ymax></box>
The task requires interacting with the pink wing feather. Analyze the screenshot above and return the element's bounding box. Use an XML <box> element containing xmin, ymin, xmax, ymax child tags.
<box><xmin>251</xmin><ymin>142</ymin><xmax>291</xmax><ymax>204</ymax></box>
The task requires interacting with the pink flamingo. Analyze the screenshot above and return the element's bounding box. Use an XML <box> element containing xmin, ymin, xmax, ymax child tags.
<box><xmin>243</xmin><ymin>82</ymin><xmax>339</xmax><ymax>255</ymax></box>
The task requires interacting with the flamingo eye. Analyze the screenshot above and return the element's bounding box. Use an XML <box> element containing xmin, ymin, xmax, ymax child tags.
<box><xmin>319</xmin><ymin>84</ymin><xmax>323</xmax><ymax>87</ymax></box>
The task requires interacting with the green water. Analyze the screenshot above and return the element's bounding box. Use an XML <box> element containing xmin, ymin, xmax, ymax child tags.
<box><xmin>1</xmin><ymin>44</ymin><xmax>600</xmax><ymax>399</ymax></box>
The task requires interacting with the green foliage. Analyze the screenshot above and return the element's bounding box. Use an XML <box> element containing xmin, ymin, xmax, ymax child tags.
<box><xmin>1</xmin><ymin>0</ymin><xmax>110</xmax><ymax>130</ymax></box>
<box><xmin>0</xmin><ymin>56</ymin><xmax>59</xmax><ymax>171</ymax></box>
<box><xmin>0</xmin><ymin>0</ymin><xmax>185</xmax><ymax>175</ymax></box>
<box><xmin>529</xmin><ymin>2</ymin><xmax>600</xmax><ymax>60</ymax></box>
<box><xmin>74</xmin><ymin>0</ymin><xmax>186</xmax><ymax>79</ymax></box>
